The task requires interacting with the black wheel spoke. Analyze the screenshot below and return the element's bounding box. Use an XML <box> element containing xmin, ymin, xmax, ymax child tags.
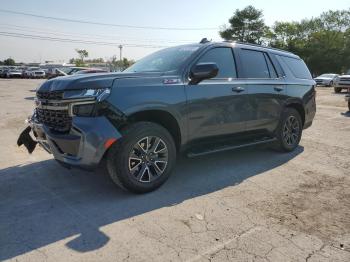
<box><xmin>283</xmin><ymin>115</ymin><xmax>300</xmax><ymax>146</ymax></box>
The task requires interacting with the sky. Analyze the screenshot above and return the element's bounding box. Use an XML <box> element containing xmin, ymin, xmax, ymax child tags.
<box><xmin>0</xmin><ymin>0</ymin><xmax>349</xmax><ymax>63</ymax></box>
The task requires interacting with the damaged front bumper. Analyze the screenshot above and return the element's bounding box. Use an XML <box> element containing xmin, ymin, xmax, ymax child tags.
<box><xmin>17</xmin><ymin>115</ymin><xmax>122</xmax><ymax>169</ymax></box>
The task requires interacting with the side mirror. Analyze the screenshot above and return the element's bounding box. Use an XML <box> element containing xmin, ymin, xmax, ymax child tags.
<box><xmin>190</xmin><ymin>63</ymin><xmax>218</xmax><ymax>84</ymax></box>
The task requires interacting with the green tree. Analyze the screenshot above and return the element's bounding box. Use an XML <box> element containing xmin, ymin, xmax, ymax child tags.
<box><xmin>266</xmin><ymin>9</ymin><xmax>350</xmax><ymax>75</ymax></box>
<box><xmin>3</xmin><ymin>58</ymin><xmax>15</xmax><ymax>66</ymax></box>
<box><xmin>109</xmin><ymin>56</ymin><xmax>135</xmax><ymax>71</ymax></box>
<box><xmin>74</xmin><ymin>49</ymin><xmax>89</xmax><ymax>66</ymax></box>
<box><xmin>219</xmin><ymin>5</ymin><xmax>267</xmax><ymax>44</ymax></box>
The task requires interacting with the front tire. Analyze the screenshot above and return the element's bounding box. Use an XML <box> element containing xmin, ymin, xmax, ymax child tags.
<box><xmin>273</xmin><ymin>108</ymin><xmax>302</xmax><ymax>152</ymax></box>
<box><xmin>106</xmin><ymin>122</ymin><xmax>176</xmax><ymax>193</ymax></box>
<box><xmin>328</xmin><ymin>81</ymin><xmax>333</xmax><ymax>87</ymax></box>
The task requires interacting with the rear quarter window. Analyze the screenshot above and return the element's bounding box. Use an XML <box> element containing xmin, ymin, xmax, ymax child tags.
<box><xmin>279</xmin><ymin>56</ymin><xmax>312</xmax><ymax>79</ymax></box>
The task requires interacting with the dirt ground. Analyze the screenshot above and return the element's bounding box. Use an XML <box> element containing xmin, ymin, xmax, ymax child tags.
<box><xmin>0</xmin><ymin>79</ymin><xmax>349</xmax><ymax>262</ymax></box>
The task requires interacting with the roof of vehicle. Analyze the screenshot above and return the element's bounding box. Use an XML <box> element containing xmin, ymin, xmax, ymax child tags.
<box><xmin>196</xmin><ymin>40</ymin><xmax>300</xmax><ymax>59</ymax></box>
<box><xmin>317</xmin><ymin>73</ymin><xmax>338</xmax><ymax>77</ymax></box>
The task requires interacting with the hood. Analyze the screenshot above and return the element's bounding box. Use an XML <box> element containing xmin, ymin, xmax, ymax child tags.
<box><xmin>37</xmin><ymin>71</ymin><xmax>163</xmax><ymax>92</ymax></box>
<box><xmin>339</xmin><ymin>75</ymin><xmax>350</xmax><ymax>78</ymax></box>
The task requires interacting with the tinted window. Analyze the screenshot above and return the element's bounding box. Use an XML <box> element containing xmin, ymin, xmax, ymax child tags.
<box><xmin>125</xmin><ymin>45</ymin><xmax>200</xmax><ymax>73</ymax></box>
<box><xmin>240</xmin><ymin>49</ymin><xmax>270</xmax><ymax>78</ymax></box>
<box><xmin>264</xmin><ymin>53</ymin><xmax>278</xmax><ymax>78</ymax></box>
<box><xmin>279</xmin><ymin>56</ymin><xmax>312</xmax><ymax>79</ymax></box>
<box><xmin>196</xmin><ymin>48</ymin><xmax>237</xmax><ymax>79</ymax></box>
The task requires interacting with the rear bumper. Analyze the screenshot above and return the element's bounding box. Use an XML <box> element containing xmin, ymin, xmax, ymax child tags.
<box><xmin>27</xmin><ymin>116</ymin><xmax>122</xmax><ymax>169</ymax></box>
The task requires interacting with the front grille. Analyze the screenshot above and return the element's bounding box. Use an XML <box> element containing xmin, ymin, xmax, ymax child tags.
<box><xmin>36</xmin><ymin>108</ymin><xmax>72</xmax><ymax>132</ymax></box>
<box><xmin>37</xmin><ymin>91</ymin><xmax>64</xmax><ymax>100</ymax></box>
<box><xmin>340</xmin><ymin>77</ymin><xmax>350</xmax><ymax>81</ymax></box>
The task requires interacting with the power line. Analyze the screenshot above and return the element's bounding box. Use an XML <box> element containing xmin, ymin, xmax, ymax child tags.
<box><xmin>0</xmin><ymin>31</ymin><xmax>171</xmax><ymax>48</ymax></box>
<box><xmin>0</xmin><ymin>9</ymin><xmax>218</xmax><ymax>31</ymax></box>
<box><xmin>0</xmin><ymin>24</ymin><xmax>197</xmax><ymax>44</ymax></box>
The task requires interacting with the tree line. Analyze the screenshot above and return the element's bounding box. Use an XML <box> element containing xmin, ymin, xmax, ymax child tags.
<box><xmin>220</xmin><ymin>6</ymin><xmax>350</xmax><ymax>76</ymax></box>
<box><xmin>69</xmin><ymin>49</ymin><xmax>135</xmax><ymax>71</ymax></box>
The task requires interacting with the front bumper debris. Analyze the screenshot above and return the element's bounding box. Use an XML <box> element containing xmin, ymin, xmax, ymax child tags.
<box><xmin>17</xmin><ymin>126</ymin><xmax>37</xmax><ymax>153</ymax></box>
<box><xmin>17</xmin><ymin>115</ymin><xmax>122</xmax><ymax>169</ymax></box>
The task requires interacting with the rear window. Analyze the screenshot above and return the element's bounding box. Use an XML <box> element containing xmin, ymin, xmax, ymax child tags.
<box><xmin>279</xmin><ymin>56</ymin><xmax>312</xmax><ymax>79</ymax></box>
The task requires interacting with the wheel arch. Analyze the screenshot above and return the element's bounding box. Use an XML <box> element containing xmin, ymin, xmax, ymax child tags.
<box><xmin>127</xmin><ymin>109</ymin><xmax>183</xmax><ymax>151</ymax></box>
<box><xmin>285</xmin><ymin>101</ymin><xmax>305</xmax><ymax>126</ymax></box>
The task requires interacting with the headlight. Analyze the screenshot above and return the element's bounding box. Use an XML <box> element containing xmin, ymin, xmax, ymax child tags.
<box><xmin>334</xmin><ymin>76</ymin><xmax>340</xmax><ymax>83</ymax></box>
<box><xmin>68</xmin><ymin>88</ymin><xmax>111</xmax><ymax>117</ymax></box>
<box><xmin>64</xmin><ymin>88</ymin><xmax>111</xmax><ymax>101</ymax></box>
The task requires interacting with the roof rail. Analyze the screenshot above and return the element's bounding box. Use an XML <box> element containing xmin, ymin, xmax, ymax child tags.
<box><xmin>224</xmin><ymin>40</ymin><xmax>294</xmax><ymax>54</ymax></box>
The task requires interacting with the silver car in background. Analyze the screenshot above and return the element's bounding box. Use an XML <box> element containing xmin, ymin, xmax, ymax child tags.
<box><xmin>314</xmin><ymin>73</ymin><xmax>338</xmax><ymax>87</ymax></box>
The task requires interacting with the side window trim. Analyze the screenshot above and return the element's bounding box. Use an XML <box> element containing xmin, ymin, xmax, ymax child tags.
<box><xmin>269</xmin><ymin>53</ymin><xmax>285</xmax><ymax>78</ymax></box>
<box><xmin>263</xmin><ymin>53</ymin><xmax>278</xmax><ymax>79</ymax></box>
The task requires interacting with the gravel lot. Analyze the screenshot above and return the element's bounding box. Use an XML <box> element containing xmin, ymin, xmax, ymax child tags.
<box><xmin>0</xmin><ymin>79</ymin><xmax>349</xmax><ymax>262</ymax></box>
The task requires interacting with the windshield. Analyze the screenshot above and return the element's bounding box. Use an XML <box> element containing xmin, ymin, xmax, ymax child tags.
<box><xmin>125</xmin><ymin>45</ymin><xmax>200</xmax><ymax>73</ymax></box>
<box><xmin>319</xmin><ymin>74</ymin><xmax>336</xmax><ymax>78</ymax></box>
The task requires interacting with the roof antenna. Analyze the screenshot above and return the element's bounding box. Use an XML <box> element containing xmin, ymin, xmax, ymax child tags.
<box><xmin>199</xmin><ymin>38</ymin><xmax>210</xmax><ymax>44</ymax></box>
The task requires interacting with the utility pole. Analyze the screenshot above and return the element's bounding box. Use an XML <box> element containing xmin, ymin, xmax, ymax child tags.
<box><xmin>118</xmin><ymin>45</ymin><xmax>123</xmax><ymax>62</ymax></box>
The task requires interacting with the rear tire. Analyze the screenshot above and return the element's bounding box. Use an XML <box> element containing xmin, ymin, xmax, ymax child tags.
<box><xmin>106</xmin><ymin>122</ymin><xmax>176</xmax><ymax>193</ymax></box>
<box><xmin>273</xmin><ymin>108</ymin><xmax>302</xmax><ymax>152</ymax></box>
<box><xmin>334</xmin><ymin>87</ymin><xmax>342</xmax><ymax>93</ymax></box>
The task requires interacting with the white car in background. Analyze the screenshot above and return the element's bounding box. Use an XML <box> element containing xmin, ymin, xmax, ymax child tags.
<box><xmin>314</xmin><ymin>73</ymin><xmax>338</xmax><ymax>87</ymax></box>
<box><xmin>24</xmin><ymin>68</ymin><xmax>46</xmax><ymax>78</ymax></box>
<box><xmin>334</xmin><ymin>72</ymin><xmax>350</xmax><ymax>93</ymax></box>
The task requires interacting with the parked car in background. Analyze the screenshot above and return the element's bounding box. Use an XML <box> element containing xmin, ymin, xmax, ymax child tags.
<box><xmin>314</xmin><ymin>73</ymin><xmax>338</xmax><ymax>87</ymax></box>
<box><xmin>0</xmin><ymin>67</ymin><xmax>8</xmax><ymax>77</ymax></box>
<box><xmin>48</xmin><ymin>67</ymin><xmax>108</xmax><ymax>79</ymax></box>
<box><xmin>29</xmin><ymin>69</ymin><xmax>46</xmax><ymax>79</ymax></box>
<box><xmin>23</xmin><ymin>67</ymin><xmax>38</xmax><ymax>78</ymax></box>
<box><xmin>46</xmin><ymin>68</ymin><xmax>67</xmax><ymax>79</ymax></box>
<box><xmin>5</xmin><ymin>68</ymin><xmax>23</xmax><ymax>78</ymax></box>
<box><xmin>334</xmin><ymin>74</ymin><xmax>350</xmax><ymax>93</ymax></box>
<box><xmin>74</xmin><ymin>68</ymin><xmax>108</xmax><ymax>74</ymax></box>
<box><xmin>18</xmin><ymin>41</ymin><xmax>316</xmax><ymax>193</ymax></box>
<box><xmin>64</xmin><ymin>67</ymin><xmax>89</xmax><ymax>75</ymax></box>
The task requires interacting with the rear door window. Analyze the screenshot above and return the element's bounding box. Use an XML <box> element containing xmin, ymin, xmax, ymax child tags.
<box><xmin>239</xmin><ymin>49</ymin><xmax>271</xmax><ymax>78</ymax></box>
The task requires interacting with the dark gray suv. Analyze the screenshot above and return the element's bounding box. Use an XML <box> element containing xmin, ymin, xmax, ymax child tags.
<box><xmin>18</xmin><ymin>40</ymin><xmax>316</xmax><ymax>193</ymax></box>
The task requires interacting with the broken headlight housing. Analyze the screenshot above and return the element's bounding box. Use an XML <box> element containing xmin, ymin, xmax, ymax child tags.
<box><xmin>64</xmin><ymin>88</ymin><xmax>111</xmax><ymax>101</ymax></box>
<box><xmin>67</xmin><ymin>88</ymin><xmax>111</xmax><ymax>117</ymax></box>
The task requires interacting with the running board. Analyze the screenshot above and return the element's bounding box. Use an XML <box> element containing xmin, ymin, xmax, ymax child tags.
<box><xmin>187</xmin><ymin>137</ymin><xmax>277</xmax><ymax>158</ymax></box>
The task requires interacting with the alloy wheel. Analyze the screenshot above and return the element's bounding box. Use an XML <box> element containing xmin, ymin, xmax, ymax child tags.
<box><xmin>282</xmin><ymin>116</ymin><xmax>300</xmax><ymax>146</ymax></box>
<box><xmin>128</xmin><ymin>136</ymin><xmax>168</xmax><ymax>183</ymax></box>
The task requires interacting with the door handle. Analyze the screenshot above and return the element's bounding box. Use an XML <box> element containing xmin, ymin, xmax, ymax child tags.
<box><xmin>232</xmin><ymin>86</ymin><xmax>245</xmax><ymax>93</ymax></box>
<box><xmin>274</xmin><ymin>86</ymin><xmax>284</xmax><ymax>92</ymax></box>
